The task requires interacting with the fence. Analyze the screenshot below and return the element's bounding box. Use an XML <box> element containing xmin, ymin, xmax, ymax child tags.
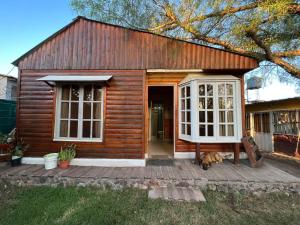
<box><xmin>0</xmin><ymin>99</ymin><xmax>16</xmax><ymax>134</ymax></box>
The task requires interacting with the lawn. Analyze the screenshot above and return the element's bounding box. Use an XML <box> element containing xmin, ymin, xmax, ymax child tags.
<box><xmin>0</xmin><ymin>184</ymin><xmax>299</xmax><ymax>225</ymax></box>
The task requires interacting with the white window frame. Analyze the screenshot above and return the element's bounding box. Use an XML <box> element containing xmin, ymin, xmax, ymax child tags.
<box><xmin>179</xmin><ymin>74</ymin><xmax>242</xmax><ymax>143</ymax></box>
<box><xmin>179</xmin><ymin>85</ymin><xmax>192</xmax><ymax>140</ymax></box>
<box><xmin>54</xmin><ymin>84</ymin><xmax>104</xmax><ymax>142</ymax></box>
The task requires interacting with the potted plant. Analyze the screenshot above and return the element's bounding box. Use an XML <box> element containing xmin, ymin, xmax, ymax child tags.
<box><xmin>9</xmin><ymin>138</ymin><xmax>29</xmax><ymax>167</ymax></box>
<box><xmin>58</xmin><ymin>144</ymin><xmax>76</xmax><ymax>169</ymax></box>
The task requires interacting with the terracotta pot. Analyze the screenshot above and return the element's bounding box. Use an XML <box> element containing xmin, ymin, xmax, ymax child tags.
<box><xmin>59</xmin><ymin>160</ymin><xmax>70</xmax><ymax>169</ymax></box>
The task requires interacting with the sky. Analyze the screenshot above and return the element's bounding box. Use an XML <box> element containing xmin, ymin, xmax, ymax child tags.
<box><xmin>0</xmin><ymin>0</ymin><xmax>299</xmax><ymax>101</ymax></box>
<box><xmin>0</xmin><ymin>0</ymin><xmax>75</xmax><ymax>77</ymax></box>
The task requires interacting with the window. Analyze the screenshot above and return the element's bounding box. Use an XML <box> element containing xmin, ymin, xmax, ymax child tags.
<box><xmin>179</xmin><ymin>75</ymin><xmax>242</xmax><ymax>143</ymax></box>
<box><xmin>55</xmin><ymin>84</ymin><xmax>104</xmax><ymax>141</ymax></box>
<box><xmin>180</xmin><ymin>85</ymin><xmax>191</xmax><ymax>136</ymax></box>
<box><xmin>273</xmin><ymin>110</ymin><xmax>299</xmax><ymax>135</ymax></box>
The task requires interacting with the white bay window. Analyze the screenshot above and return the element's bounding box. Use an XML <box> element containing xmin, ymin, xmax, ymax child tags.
<box><xmin>55</xmin><ymin>84</ymin><xmax>104</xmax><ymax>142</ymax></box>
<box><xmin>179</xmin><ymin>75</ymin><xmax>242</xmax><ymax>143</ymax></box>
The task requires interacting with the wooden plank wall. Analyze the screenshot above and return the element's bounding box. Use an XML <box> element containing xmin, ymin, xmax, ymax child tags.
<box><xmin>17</xmin><ymin>18</ymin><xmax>258</xmax><ymax>71</ymax></box>
<box><xmin>18</xmin><ymin>70</ymin><xmax>145</xmax><ymax>159</ymax></box>
<box><xmin>147</xmin><ymin>73</ymin><xmax>245</xmax><ymax>153</ymax></box>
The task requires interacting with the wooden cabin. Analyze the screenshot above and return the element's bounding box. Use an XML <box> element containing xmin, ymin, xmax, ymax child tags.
<box><xmin>246</xmin><ymin>97</ymin><xmax>300</xmax><ymax>155</ymax></box>
<box><xmin>13</xmin><ymin>17</ymin><xmax>258</xmax><ymax>166</ymax></box>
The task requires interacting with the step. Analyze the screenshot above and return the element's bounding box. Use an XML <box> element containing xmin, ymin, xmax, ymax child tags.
<box><xmin>148</xmin><ymin>187</ymin><xmax>206</xmax><ymax>202</ymax></box>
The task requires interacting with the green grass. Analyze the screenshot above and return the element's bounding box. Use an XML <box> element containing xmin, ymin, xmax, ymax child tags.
<box><xmin>0</xmin><ymin>184</ymin><xmax>299</xmax><ymax>225</ymax></box>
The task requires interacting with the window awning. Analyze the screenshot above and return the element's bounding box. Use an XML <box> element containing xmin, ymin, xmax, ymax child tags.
<box><xmin>37</xmin><ymin>75</ymin><xmax>112</xmax><ymax>86</ymax></box>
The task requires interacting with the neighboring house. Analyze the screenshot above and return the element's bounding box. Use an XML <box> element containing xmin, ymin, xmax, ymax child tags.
<box><xmin>12</xmin><ymin>17</ymin><xmax>258</xmax><ymax>166</ymax></box>
<box><xmin>0</xmin><ymin>74</ymin><xmax>17</xmax><ymax>100</ymax></box>
<box><xmin>246</xmin><ymin>97</ymin><xmax>300</xmax><ymax>155</ymax></box>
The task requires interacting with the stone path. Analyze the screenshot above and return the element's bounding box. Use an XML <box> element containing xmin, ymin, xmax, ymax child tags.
<box><xmin>148</xmin><ymin>187</ymin><xmax>206</xmax><ymax>202</ymax></box>
<box><xmin>0</xmin><ymin>159</ymin><xmax>299</xmax><ymax>192</ymax></box>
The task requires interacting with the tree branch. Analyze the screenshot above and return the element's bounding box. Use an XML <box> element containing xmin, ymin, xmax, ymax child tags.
<box><xmin>273</xmin><ymin>50</ymin><xmax>300</xmax><ymax>57</ymax></box>
<box><xmin>246</xmin><ymin>30</ymin><xmax>300</xmax><ymax>78</ymax></box>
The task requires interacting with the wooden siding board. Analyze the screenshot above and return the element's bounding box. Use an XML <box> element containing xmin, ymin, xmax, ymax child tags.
<box><xmin>18</xmin><ymin>69</ymin><xmax>145</xmax><ymax>159</ymax></box>
<box><xmin>17</xmin><ymin>18</ymin><xmax>258</xmax><ymax>70</ymax></box>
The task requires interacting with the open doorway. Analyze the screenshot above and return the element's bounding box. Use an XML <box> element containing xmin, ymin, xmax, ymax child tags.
<box><xmin>148</xmin><ymin>86</ymin><xmax>174</xmax><ymax>158</ymax></box>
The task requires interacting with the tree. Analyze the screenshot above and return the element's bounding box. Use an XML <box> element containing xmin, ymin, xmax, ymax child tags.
<box><xmin>70</xmin><ymin>0</ymin><xmax>300</xmax><ymax>79</ymax></box>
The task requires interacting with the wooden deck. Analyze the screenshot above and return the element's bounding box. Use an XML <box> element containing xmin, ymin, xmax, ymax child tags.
<box><xmin>0</xmin><ymin>159</ymin><xmax>299</xmax><ymax>192</ymax></box>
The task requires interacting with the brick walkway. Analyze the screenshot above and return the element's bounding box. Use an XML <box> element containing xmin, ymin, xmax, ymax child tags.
<box><xmin>0</xmin><ymin>159</ymin><xmax>299</xmax><ymax>192</ymax></box>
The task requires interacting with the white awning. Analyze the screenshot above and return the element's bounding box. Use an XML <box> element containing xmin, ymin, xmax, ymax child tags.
<box><xmin>37</xmin><ymin>75</ymin><xmax>112</xmax><ymax>86</ymax></box>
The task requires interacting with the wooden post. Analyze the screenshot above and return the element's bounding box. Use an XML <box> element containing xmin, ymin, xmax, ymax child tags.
<box><xmin>195</xmin><ymin>143</ymin><xmax>201</xmax><ymax>165</ymax></box>
<box><xmin>234</xmin><ymin>143</ymin><xmax>240</xmax><ymax>164</ymax></box>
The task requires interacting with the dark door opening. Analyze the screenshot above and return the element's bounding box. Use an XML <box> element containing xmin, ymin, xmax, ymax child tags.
<box><xmin>148</xmin><ymin>86</ymin><xmax>174</xmax><ymax>158</ymax></box>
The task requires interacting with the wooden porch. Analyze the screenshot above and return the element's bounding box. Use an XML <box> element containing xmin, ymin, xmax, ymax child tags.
<box><xmin>1</xmin><ymin>159</ymin><xmax>299</xmax><ymax>192</ymax></box>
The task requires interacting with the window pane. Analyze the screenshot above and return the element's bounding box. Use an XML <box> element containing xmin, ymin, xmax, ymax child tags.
<box><xmin>70</xmin><ymin>121</ymin><xmax>78</xmax><ymax>138</ymax></box>
<box><xmin>186</xmin><ymin>111</ymin><xmax>191</xmax><ymax>122</ymax></box>
<box><xmin>71</xmin><ymin>103</ymin><xmax>79</xmax><ymax>119</ymax></box>
<box><xmin>219</xmin><ymin>111</ymin><xmax>225</xmax><ymax>123</ymax></box>
<box><xmin>187</xmin><ymin>124</ymin><xmax>191</xmax><ymax>135</ymax></box>
<box><xmin>218</xmin><ymin>84</ymin><xmax>225</xmax><ymax>95</ymax></box>
<box><xmin>227</xmin><ymin>97</ymin><xmax>233</xmax><ymax>109</ymax></box>
<box><xmin>228</xmin><ymin>125</ymin><xmax>234</xmax><ymax>136</ymax></box>
<box><xmin>199</xmin><ymin>85</ymin><xmax>205</xmax><ymax>96</ymax></box>
<box><xmin>219</xmin><ymin>97</ymin><xmax>225</xmax><ymax>109</ymax></box>
<box><xmin>186</xmin><ymin>86</ymin><xmax>190</xmax><ymax>97</ymax></box>
<box><xmin>199</xmin><ymin>111</ymin><xmax>205</xmax><ymax>123</ymax></box>
<box><xmin>83</xmin><ymin>121</ymin><xmax>91</xmax><ymax>138</ymax></box>
<box><xmin>94</xmin><ymin>87</ymin><xmax>102</xmax><ymax>101</ymax></box>
<box><xmin>181</xmin><ymin>87</ymin><xmax>185</xmax><ymax>98</ymax></box>
<box><xmin>186</xmin><ymin>99</ymin><xmax>190</xmax><ymax>110</ymax></box>
<box><xmin>207</xmin><ymin>98</ymin><xmax>213</xmax><ymax>109</ymax></box>
<box><xmin>60</xmin><ymin>120</ymin><xmax>68</xmax><ymax>137</ymax></box>
<box><xmin>60</xmin><ymin>102</ymin><xmax>69</xmax><ymax>119</ymax></box>
<box><xmin>181</xmin><ymin>112</ymin><xmax>185</xmax><ymax>122</ymax></box>
<box><xmin>181</xmin><ymin>124</ymin><xmax>186</xmax><ymax>134</ymax></box>
<box><xmin>199</xmin><ymin>125</ymin><xmax>206</xmax><ymax>136</ymax></box>
<box><xmin>208</xmin><ymin>125</ymin><xmax>214</xmax><ymax>136</ymax></box>
<box><xmin>93</xmin><ymin>103</ymin><xmax>102</xmax><ymax>119</ymax></box>
<box><xmin>226</xmin><ymin>84</ymin><xmax>233</xmax><ymax>95</ymax></box>
<box><xmin>199</xmin><ymin>98</ymin><xmax>205</xmax><ymax>110</ymax></box>
<box><xmin>181</xmin><ymin>99</ymin><xmax>185</xmax><ymax>109</ymax></box>
<box><xmin>207</xmin><ymin>84</ymin><xmax>213</xmax><ymax>96</ymax></box>
<box><xmin>83</xmin><ymin>103</ymin><xmax>91</xmax><ymax>119</ymax></box>
<box><xmin>61</xmin><ymin>86</ymin><xmax>70</xmax><ymax>100</ymax></box>
<box><xmin>92</xmin><ymin>121</ymin><xmax>101</xmax><ymax>138</ymax></box>
<box><xmin>207</xmin><ymin>111</ymin><xmax>213</xmax><ymax>123</ymax></box>
<box><xmin>84</xmin><ymin>85</ymin><xmax>92</xmax><ymax>101</ymax></box>
<box><xmin>219</xmin><ymin>125</ymin><xmax>226</xmax><ymax>136</ymax></box>
<box><xmin>227</xmin><ymin>111</ymin><xmax>234</xmax><ymax>122</ymax></box>
<box><xmin>71</xmin><ymin>85</ymin><xmax>79</xmax><ymax>101</ymax></box>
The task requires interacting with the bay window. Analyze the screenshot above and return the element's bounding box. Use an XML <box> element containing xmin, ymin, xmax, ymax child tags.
<box><xmin>179</xmin><ymin>75</ymin><xmax>242</xmax><ymax>143</ymax></box>
<box><xmin>55</xmin><ymin>84</ymin><xmax>104</xmax><ymax>141</ymax></box>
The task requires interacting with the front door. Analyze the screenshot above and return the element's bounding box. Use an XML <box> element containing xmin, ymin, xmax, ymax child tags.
<box><xmin>147</xmin><ymin>86</ymin><xmax>174</xmax><ymax>158</ymax></box>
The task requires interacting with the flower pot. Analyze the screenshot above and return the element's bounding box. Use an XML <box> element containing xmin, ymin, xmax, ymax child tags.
<box><xmin>44</xmin><ymin>153</ymin><xmax>58</xmax><ymax>170</ymax></box>
<box><xmin>11</xmin><ymin>156</ymin><xmax>22</xmax><ymax>167</ymax></box>
<box><xmin>59</xmin><ymin>160</ymin><xmax>70</xmax><ymax>169</ymax></box>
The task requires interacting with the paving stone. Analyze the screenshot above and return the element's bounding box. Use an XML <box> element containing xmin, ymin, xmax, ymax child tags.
<box><xmin>148</xmin><ymin>186</ymin><xmax>206</xmax><ymax>202</ymax></box>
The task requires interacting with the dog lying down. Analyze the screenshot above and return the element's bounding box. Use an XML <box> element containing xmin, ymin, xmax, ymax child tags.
<box><xmin>199</xmin><ymin>152</ymin><xmax>224</xmax><ymax>170</ymax></box>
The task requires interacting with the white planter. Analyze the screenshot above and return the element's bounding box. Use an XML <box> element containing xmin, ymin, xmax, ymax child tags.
<box><xmin>43</xmin><ymin>153</ymin><xmax>58</xmax><ymax>170</ymax></box>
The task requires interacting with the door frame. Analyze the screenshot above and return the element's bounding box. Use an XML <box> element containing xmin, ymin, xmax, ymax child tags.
<box><xmin>145</xmin><ymin>84</ymin><xmax>176</xmax><ymax>158</ymax></box>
